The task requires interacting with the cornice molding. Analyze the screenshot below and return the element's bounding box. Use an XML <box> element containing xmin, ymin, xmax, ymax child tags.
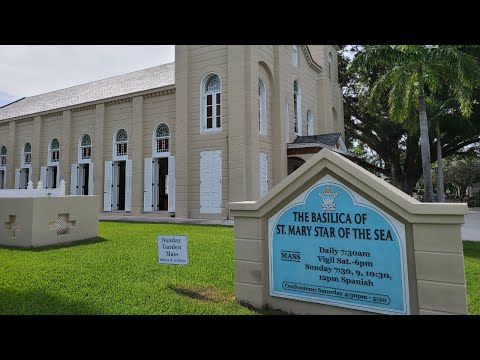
<box><xmin>143</xmin><ymin>88</ymin><xmax>176</xmax><ymax>99</ymax></box>
<box><xmin>71</xmin><ymin>104</ymin><xmax>96</xmax><ymax>113</ymax></box>
<box><xmin>301</xmin><ymin>45</ymin><xmax>322</xmax><ymax>74</ymax></box>
<box><xmin>16</xmin><ymin>117</ymin><xmax>34</xmax><ymax>124</ymax></box>
<box><xmin>105</xmin><ymin>98</ymin><xmax>133</xmax><ymax>106</ymax></box>
<box><xmin>42</xmin><ymin>111</ymin><xmax>63</xmax><ymax>119</ymax></box>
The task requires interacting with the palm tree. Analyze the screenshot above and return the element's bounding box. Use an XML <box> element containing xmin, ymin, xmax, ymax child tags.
<box><xmin>350</xmin><ymin>45</ymin><xmax>480</xmax><ymax>202</ymax></box>
<box><xmin>428</xmin><ymin>97</ymin><xmax>479</xmax><ymax>202</ymax></box>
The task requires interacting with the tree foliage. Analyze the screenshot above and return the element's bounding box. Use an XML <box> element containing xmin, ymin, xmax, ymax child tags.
<box><xmin>340</xmin><ymin>45</ymin><xmax>480</xmax><ymax>196</ymax></box>
<box><xmin>440</xmin><ymin>155</ymin><xmax>480</xmax><ymax>201</ymax></box>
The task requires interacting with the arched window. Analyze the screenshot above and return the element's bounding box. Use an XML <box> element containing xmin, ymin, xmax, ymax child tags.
<box><xmin>328</xmin><ymin>52</ymin><xmax>333</xmax><ymax>80</ymax></box>
<box><xmin>285</xmin><ymin>98</ymin><xmax>290</xmax><ymax>143</ymax></box>
<box><xmin>201</xmin><ymin>73</ymin><xmax>222</xmax><ymax>133</ymax></box>
<box><xmin>23</xmin><ymin>142</ymin><xmax>31</xmax><ymax>166</ymax></box>
<box><xmin>80</xmin><ymin>134</ymin><xmax>92</xmax><ymax>160</ymax></box>
<box><xmin>49</xmin><ymin>138</ymin><xmax>60</xmax><ymax>163</ymax></box>
<box><xmin>0</xmin><ymin>146</ymin><xmax>6</xmax><ymax>167</ymax></box>
<box><xmin>115</xmin><ymin>129</ymin><xmax>128</xmax><ymax>157</ymax></box>
<box><xmin>154</xmin><ymin>123</ymin><xmax>170</xmax><ymax>157</ymax></box>
<box><xmin>258</xmin><ymin>78</ymin><xmax>266</xmax><ymax>135</ymax></box>
<box><xmin>307</xmin><ymin>110</ymin><xmax>314</xmax><ymax>136</ymax></box>
<box><xmin>294</xmin><ymin>80</ymin><xmax>302</xmax><ymax>136</ymax></box>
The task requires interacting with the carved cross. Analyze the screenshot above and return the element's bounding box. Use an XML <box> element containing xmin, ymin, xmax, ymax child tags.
<box><xmin>4</xmin><ymin>215</ymin><xmax>19</xmax><ymax>238</ymax></box>
<box><xmin>49</xmin><ymin>213</ymin><xmax>76</xmax><ymax>235</ymax></box>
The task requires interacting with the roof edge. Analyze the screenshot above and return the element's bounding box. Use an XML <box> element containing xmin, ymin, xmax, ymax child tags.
<box><xmin>0</xmin><ymin>84</ymin><xmax>176</xmax><ymax>123</ymax></box>
<box><xmin>0</xmin><ymin>97</ymin><xmax>26</xmax><ymax>109</ymax></box>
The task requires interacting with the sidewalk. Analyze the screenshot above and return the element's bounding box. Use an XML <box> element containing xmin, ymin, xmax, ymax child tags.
<box><xmin>99</xmin><ymin>213</ymin><xmax>234</xmax><ymax>226</ymax></box>
<box><xmin>101</xmin><ymin>210</ymin><xmax>478</xmax><ymax>240</ymax></box>
<box><xmin>462</xmin><ymin>208</ymin><xmax>480</xmax><ymax>242</ymax></box>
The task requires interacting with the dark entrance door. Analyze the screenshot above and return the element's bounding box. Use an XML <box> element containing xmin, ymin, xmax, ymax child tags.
<box><xmin>23</xmin><ymin>168</ymin><xmax>30</xmax><ymax>189</ymax></box>
<box><xmin>51</xmin><ymin>166</ymin><xmax>57</xmax><ymax>188</ymax></box>
<box><xmin>82</xmin><ymin>164</ymin><xmax>89</xmax><ymax>195</ymax></box>
<box><xmin>118</xmin><ymin>161</ymin><xmax>126</xmax><ymax>210</ymax></box>
<box><xmin>157</xmin><ymin>158</ymin><xmax>168</xmax><ymax>211</ymax></box>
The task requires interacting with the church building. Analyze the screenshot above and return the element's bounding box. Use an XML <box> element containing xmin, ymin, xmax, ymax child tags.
<box><xmin>0</xmin><ymin>45</ymin><xmax>346</xmax><ymax>219</ymax></box>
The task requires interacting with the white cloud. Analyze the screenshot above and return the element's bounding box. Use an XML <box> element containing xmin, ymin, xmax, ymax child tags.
<box><xmin>0</xmin><ymin>45</ymin><xmax>175</xmax><ymax>105</ymax></box>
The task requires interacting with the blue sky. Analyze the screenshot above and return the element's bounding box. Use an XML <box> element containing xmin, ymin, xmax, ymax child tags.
<box><xmin>0</xmin><ymin>45</ymin><xmax>175</xmax><ymax>107</ymax></box>
<box><xmin>0</xmin><ymin>91</ymin><xmax>16</xmax><ymax>107</ymax></box>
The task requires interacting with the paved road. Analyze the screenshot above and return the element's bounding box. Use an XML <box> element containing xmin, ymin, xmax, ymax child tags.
<box><xmin>462</xmin><ymin>208</ymin><xmax>480</xmax><ymax>241</ymax></box>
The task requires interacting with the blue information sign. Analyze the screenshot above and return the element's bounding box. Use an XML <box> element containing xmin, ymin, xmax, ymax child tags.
<box><xmin>268</xmin><ymin>175</ymin><xmax>409</xmax><ymax>315</ymax></box>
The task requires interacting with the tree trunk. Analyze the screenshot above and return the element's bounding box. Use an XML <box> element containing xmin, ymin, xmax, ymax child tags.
<box><xmin>436</xmin><ymin>124</ymin><xmax>446</xmax><ymax>202</ymax></box>
<box><xmin>460</xmin><ymin>186</ymin><xmax>467</xmax><ymax>202</ymax></box>
<box><xmin>418</xmin><ymin>95</ymin><xmax>434</xmax><ymax>202</ymax></box>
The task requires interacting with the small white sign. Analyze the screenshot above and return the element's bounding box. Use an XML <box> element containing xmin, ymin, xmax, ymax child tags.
<box><xmin>157</xmin><ymin>235</ymin><xmax>188</xmax><ymax>265</ymax></box>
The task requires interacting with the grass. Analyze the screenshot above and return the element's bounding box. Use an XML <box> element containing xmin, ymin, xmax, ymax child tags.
<box><xmin>0</xmin><ymin>221</ymin><xmax>265</xmax><ymax>315</ymax></box>
<box><xmin>0</xmin><ymin>222</ymin><xmax>479</xmax><ymax>315</ymax></box>
<box><xmin>463</xmin><ymin>241</ymin><xmax>480</xmax><ymax>315</ymax></box>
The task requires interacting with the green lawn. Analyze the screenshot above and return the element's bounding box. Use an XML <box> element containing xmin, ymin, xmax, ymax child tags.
<box><xmin>0</xmin><ymin>221</ymin><xmax>260</xmax><ymax>315</ymax></box>
<box><xmin>463</xmin><ymin>241</ymin><xmax>480</xmax><ymax>315</ymax></box>
<box><xmin>1</xmin><ymin>222</ymin><xmax>479</xmax><ymax>315</ymax></box>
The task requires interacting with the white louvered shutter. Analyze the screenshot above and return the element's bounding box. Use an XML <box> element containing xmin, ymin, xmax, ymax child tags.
<box><xmin>211</xmin><ymin>150</ymin><xmax>222</xmax><ymax>213</ymax></box>
<box><xmin>125</xmin><ymin>160</ymin><xmax>132</xmax><ymax>212</ymax></box>
<box><xmin>297</xmin><ymin>93</ymin><xmax>302</xmax><ymax>136</ymax></box>
<box><xmin>103</xmin><ymin>161</ymin><xmax>112</xmax><ymax>211</ymax></box>
<box><xmin>168</xmin><ymin>156</ymin><xmax>176</xmax><ymax>213</ymax></box>
<box><xmin>70</xmin><ymin>164</ymin><xmax>78</xmax><ymax>194</ymax></box>
<box><xmin>56</xmin><ymin>165</ymin><xmax>61</xmax><ymax>188</ymax></box>
<box><xmin>144</xmin><ymin>158</ymin><xmax>153</xmax><ymax>212</ymax></box>
<box><xmin>40</xmin><ymin>166</ymin><xmax>47</xmax><ymax>188</ymax></box>
<box><xmin>200</xmin><ymin>151</ymin><xmax>212</xmax><ymax>213</ymax></box>
<box><xmin>15</xmin><ymin>169</ymin><xmax>20</xmax><ymax>189</ymax></box>
<box><xmin>88</xmin><ymin>164</ymin><xmax>94</xmax><ymax>195</ymax></box>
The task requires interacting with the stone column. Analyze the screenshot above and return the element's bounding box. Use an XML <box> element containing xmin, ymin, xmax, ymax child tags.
<box><xmin>245</xmin><ymin>46</ymin><xmax>259</xmax><ymax>200</ymax></box>
<box><xmin>316</xmin><ymin>76</ymin><xmax>331</xmax><ymax>134</ymax></box>
<box><xmin>30</xmin><ymin>116</ymin><xmax>42</xmax><ymax>184</ymax></box>
<box><xmin>174</xmin><ymin>46</ymin><xmax>190</xmax><ymax>218</ymax></box>
<box><xmin>227</xmin><ymin>45</ymin><xmax>249</xmax><ymax>203</ymax></box>
<box><xmin>131</xmin><ymin>96</ymin><xmax>144</xmax><ymax>215</ymax></box>
<box><xmin>6</xmin><ymin>120</ymin><xmax>16</xmax><ymax>188</ymax></box>
<box><xmin>272</xmin><ymin>45</ymin><xmax>288</xmax><ymax>186</ymax></box>
<box><xmin>94</xmin><ymin>104</ymin><xmax>105</xmax><ymax>211</ymax></box>
<box><xmin>60</xmin><ymin>110</ymin><xmax>71</xmax><ymax>191</ymax></box>
<box><xmin>337</xmin><ymin>85</ymin><xmax>345</xmax><ymax>139</ymax></box>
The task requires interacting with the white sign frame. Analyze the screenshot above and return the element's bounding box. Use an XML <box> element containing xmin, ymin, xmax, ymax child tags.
<box><xmin>267</xmin><ymin>175</ymin><xmax>409</xmax><ymax>315</ymax></box>
<box><xmin>157</xmin><ymin>235</ymin><xmax>188</xmax><ymax>265</ymax></box>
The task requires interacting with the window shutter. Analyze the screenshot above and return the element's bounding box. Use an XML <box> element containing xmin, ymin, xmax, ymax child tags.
<box><xmin>211</xmin><ymin>150</ymin><xmax>222</xmax><ymax>213</ymax></box>
<box><xmin>144</xmin><ymin>158</ymin><xmax>153</xmax><ymax>212</ymax></box>
<box><xmin>15</xmin><ymin>169</ymin><xmax>20</xmax><ymax>189</ymax></box>
<box><xmin>125</xmin><ymin>160</ymin><xmax>132</xmax><ymax>212</ymax></box>
<box><xmin>88</xmin><ymin>163</ymin><xmax>94</xmax><ymax>195</ymax></box>
<box><xmin>200</xmin><ymin>151</ymin><xmax>212</xmax><ymax>213</ymax></box>
<box><xmin>168</xmin><ymin>156</ymin><xmax>176</xmax><ymax>212</ymax></box>
<box><xmin>297</xmin><ymin>93</ymin><xmax>302</xmax><ymax>136</ymax></box>
<box><xmin>103</xmin><ymin>161</ymin><xmax>112</xmax><ymax>211</ymax></box>
<box><xmin>70</xmin><ymin>164</ymin><xmax>78</xmax><ymax>195</ymax></box>
<box><xmin>56</xmin><ymin>164</ymin><xmax>61</xmax><ymax>188</ymax></box>
<box><xmin>40</xmin><ymin>166</ymin><xmax>47</xmax><ymax>188</ymax></box>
